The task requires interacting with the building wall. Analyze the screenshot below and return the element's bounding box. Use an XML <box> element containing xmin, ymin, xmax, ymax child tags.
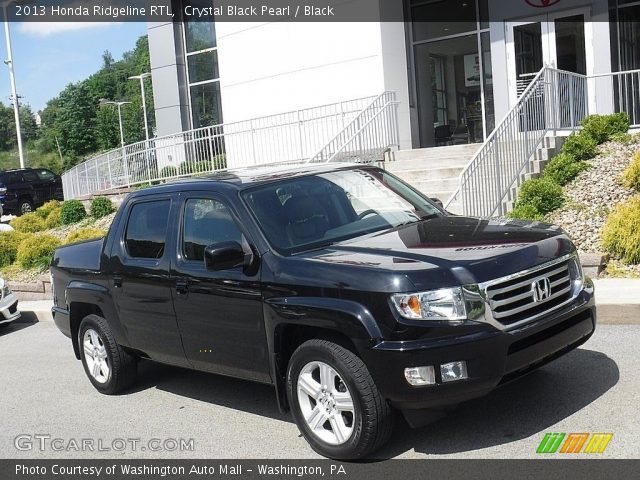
<box><xmin>147</xmin><ymin>21</ymin><xmax>192</xmax><ymax>137</ymax></box>
<box><xmin>147</xmin><ymin>16</ymin><xmax>412</xmax><ymax>149</ymax></box>
<box><xmin>215</xmin><ymin>21</ymin><xmax>411</xmax><ymax>148</ymax></box>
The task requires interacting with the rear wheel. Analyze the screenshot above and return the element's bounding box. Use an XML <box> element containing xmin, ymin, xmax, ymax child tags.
<box><xmin>17</xmin><ymin>198</ymin><xmax>33</xmax><ymax>216</ymax></box>
<box><xmin>78</xmin><ymin>314</ymin><xmax>137</xmax><ymax>394</ymax></box>
<box><xmin>287</xmin><ymin>339</ymin><xmax>393</xmax><ymax>459</ymax></box>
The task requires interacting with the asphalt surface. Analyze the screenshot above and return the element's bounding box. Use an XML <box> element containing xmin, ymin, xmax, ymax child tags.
<box><xmin>0</xmin><ymin>319</ymin><xmax>638</xmax><ymax>459</ymax></box>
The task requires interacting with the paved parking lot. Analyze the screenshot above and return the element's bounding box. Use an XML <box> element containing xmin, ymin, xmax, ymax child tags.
<box><xmin>1</xmin><ymin>319</ymin><xmax>638</xmax><ymax>459</ymax></box>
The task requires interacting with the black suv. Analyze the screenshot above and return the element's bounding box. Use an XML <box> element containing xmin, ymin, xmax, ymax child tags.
<box><xmin>51</xmin><ymin>164</ymin><xmax>596</xmax><ymax>459</ymax></box>
<box><xmin>0</xmin><ymin>168</ymin><xmax>64</xmax><ymax>216</ymax></box>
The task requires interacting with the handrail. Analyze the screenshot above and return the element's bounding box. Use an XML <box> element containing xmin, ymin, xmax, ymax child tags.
<box><xmin>446</xmin><ymin>67</ymin><xmax>589</xmax><ymax>216</ymax></box>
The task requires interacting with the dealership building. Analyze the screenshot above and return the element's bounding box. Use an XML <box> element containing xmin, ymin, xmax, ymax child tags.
<box><xmin>147</xmin><ymin>0</ymin><xmax>639</xmax><ymax>152</ymax></box>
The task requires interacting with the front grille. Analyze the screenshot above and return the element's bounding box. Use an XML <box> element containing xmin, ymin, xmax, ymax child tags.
<box><xmin>486</xmin><ymin>258</ymin><xmax>575</xmax><ymax>326</ymax></box>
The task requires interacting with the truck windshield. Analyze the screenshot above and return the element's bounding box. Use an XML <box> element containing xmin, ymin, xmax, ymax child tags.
<box><xmin>242</xmin><ymin>168</ymin><xmax>442</xmax><ymax>254</ymax></box>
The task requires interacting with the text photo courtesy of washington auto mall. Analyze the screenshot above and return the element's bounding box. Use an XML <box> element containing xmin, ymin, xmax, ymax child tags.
<box><xmin>0</xmin><ymin>1</ymin><xmax>639</xmax><ymax>479</ymax></box>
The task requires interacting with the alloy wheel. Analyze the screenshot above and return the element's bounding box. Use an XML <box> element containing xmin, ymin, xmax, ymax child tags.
<box><xmin>83</xmin><ymin>329</ymin><xmax>110</xmax><ymax>384</ymax></box>
<box><xmin>297</xmin><ymin>361</ymin><xmax>355</xmax><ymax>445</ymax></box>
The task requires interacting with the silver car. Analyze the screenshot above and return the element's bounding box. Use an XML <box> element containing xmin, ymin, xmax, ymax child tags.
<box><xmin>0</xmin><ymin>277</ymin><xmax>20</xmax><ymax>326</ymax></box>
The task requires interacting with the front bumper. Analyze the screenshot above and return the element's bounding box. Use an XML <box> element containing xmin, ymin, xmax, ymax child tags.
<box><xmin>0</xmin><ymin>292</ymin><xmax>21</xmax><ymax>325</ymax></box>
<box><xmin>360</xmin><ymin>280</ymin><xmax>596</xmax><ymax>415</ymax></box>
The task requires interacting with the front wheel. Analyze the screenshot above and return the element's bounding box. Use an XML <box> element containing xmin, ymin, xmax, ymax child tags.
<box><xmin>78</xmin><ymin>314</ymin><xmax>137</xmax><ymax>395</ymax></box>
<box><xmin>17</xmin><ymin>199</ymin><xmax>33</xmax><ymax>216</ymax></box>
<box><xmin>287</xmin><ymin>339</ymin><xmax>393</xmax><ymax>459</ymax></box>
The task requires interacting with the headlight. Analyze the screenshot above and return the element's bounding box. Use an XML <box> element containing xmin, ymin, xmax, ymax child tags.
<box><xmin>0</xmin><ymin>279</ymin><xmax>8</xmax><ymax>299</ymax></box>
<box><xmin>391</xmin><ymin>287</ymin><xmax>467</xmax><ymax>322</ymax></box>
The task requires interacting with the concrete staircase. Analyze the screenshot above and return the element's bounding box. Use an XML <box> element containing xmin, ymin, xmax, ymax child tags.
<box><xmin>502</xmin><ymin>135</ymin><xmax>565</xmax><ymax>212</ymax></box>
<box><xmin>384</xmin><ymin>136</ymin><xmax>565</xmax><ymax>216</ymax></box>
<box><xmin>385</xmin><ymin>144</ymin><xmax>480</xmax><ymax>214</ymax></box>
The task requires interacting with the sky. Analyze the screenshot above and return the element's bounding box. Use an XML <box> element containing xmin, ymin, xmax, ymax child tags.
<box><xmin>0</xmin><ymin>21</ymin><xmax>147</xmax><ymax>112</ymax></box>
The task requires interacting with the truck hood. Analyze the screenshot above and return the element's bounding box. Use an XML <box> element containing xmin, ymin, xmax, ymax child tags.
<box><xmin>297</xmin><ymin>216</ymin><xmax>574</xmax><ymax>291</ymax></box>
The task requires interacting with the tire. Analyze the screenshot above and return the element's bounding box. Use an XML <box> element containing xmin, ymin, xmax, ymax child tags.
<box><xmin>78</xmin><ymin>314</ymin><xmax>137</xmax><ymax>395</ymax></box>
<box><xmin>287</xmin><ymin>339</ymin><xmax>393</xmax><ymax>460</ymax></box>
<box><xmin>17</xmin><ymin>198</ymin><xmax>33</xmax><ymax>216</ymax></box>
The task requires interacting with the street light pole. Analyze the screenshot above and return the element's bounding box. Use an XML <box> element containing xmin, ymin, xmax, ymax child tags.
<box><xmin>99</xmin><ymin>99</ymin><xmax>132</xmax><ymax>186</ymax></box>
<box><xmin>128</xmin><ymin>73</ymin><xmax>151</xmax><ymax>142</ymax></box>
<box><xmin>3</xmin><ymin>8</ymin><xmax>25</xmax><ymax>168</ymax></box>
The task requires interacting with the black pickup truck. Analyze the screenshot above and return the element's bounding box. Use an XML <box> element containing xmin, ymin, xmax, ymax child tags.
<box><xmin>51</xmin><ymin>164</ymin><xmax>596</xmax><ymax>459</ymax></box>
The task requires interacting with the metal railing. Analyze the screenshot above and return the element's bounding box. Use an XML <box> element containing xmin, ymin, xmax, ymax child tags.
<box><xmin>445</xmin><ymin>66</ymin><xmax>640</xmax><ymax>217</ymax></box>
<box><xmin>62</xmin><ymin>94</ymin><xmax>396</xmax><ymax>199</ymax></box>
<box><xmin>307</xmin><ymin>91</ymin><xmax>400</xmax><ymax>163</ymax></box>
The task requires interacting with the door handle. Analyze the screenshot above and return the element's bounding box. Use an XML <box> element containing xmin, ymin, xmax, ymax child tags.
<box><xmin>113</xmin><ymin>276</ymin><xmax>123</xmax><ymax>288</ymax></box>
<box><xmin>176</xmin><ymin>279</ymin><xmax>189</xmax><ymax>295</ymax></box>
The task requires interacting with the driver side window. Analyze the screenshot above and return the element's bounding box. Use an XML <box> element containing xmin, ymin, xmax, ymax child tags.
<box><xmin>182</xmin><ymin>198</ymin><xmax>243</xmax><ymax>261</ymax></box>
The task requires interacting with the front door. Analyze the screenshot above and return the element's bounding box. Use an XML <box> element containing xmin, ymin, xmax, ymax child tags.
<box><xmin>171</xmin><ymin>193</ymin><xmax>269</xmax><ymax>383</ymax></box>
<box><xmin>506</xmin><ymin>8</ymin><xmax>592</xmax><ymax>105</ymax></box>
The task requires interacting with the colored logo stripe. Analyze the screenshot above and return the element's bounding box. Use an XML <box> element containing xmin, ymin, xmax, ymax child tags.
<box><xmin>537</xmin><ymin>433</ymin><xmax>565</xmax><ymax>453</ymax></box>
<box><xmin>560</xmin><ymin>433</ymin><xmax>589</xmax><ymax>453</ymax></box>
<box><xmin>583</xmin><ymin>433</ymin><xmax>613</xmax><ymax>454</ymax></box>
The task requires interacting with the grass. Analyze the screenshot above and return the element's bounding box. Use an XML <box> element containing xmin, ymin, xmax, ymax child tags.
<box><xmin>0</xmin><ymin>148</ymin><xmax>62</xmax><ymax>173</ymax></box>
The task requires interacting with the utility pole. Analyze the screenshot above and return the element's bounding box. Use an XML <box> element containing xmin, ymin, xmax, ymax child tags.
<box><xmin>3</xmin><ymin>9</ymin><xmax>25</xmax><ymax>168</ymax></box>
<box><xmin>128</xmin><ymin>73</ymin><xmax>151</xmax><ymax>142</ymax></box>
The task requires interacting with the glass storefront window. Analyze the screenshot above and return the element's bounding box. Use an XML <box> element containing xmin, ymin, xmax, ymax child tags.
<box><xmin>414</xmin><ymin>34</ymin><xmax>486</xmax><ymax>147</ymax></box>
<box><xmin>190</xmin><ymin>82</ymin><xmax>223</xmax><ymax>128</ymax></box>
<box><xmin>187</xmin><ymin>50</ymin><xmax>220</xmax><ymax>84</ymax></box>
<box><xmin>184</xmin><ymin>1</ymin><xmax>216</xmax><ymax>52</ymax></box>
<box><xmin>480</xmin><ymin>32</ymin><xmax>494</xmax><ymax>135</ymax></box>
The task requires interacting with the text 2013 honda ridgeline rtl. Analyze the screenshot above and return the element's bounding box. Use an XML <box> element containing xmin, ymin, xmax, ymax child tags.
<box><xmin>51</xmin><ymin>164</ymin><xmax>595</xmax><ymax>459</ymax></box>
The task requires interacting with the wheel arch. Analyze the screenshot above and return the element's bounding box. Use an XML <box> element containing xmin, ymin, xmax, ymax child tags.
<box><xmin>66</xmin><ymin>281</ymin><xmax>124</xmax><ymax>360</ymax></box>
<box><xmin>264</xmin><ymin>297</ymin><xmax>383</xmax><ymax>413</ymax></box>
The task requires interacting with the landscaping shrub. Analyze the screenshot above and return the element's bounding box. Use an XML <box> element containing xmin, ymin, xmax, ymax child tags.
<box><xmin>35</xmin><ymin>200</ymin><xmax>62</xmax><ymax>219</ymax></box>
<box><xmin>44</xmin><ymin>208</ymin><xmax>62</xmax><ymax>229</ymax></box>
<box><xmin>16</xmin><ymin>234</ymin><xmax>61</xmax><ymax>270</ymax></box>
<box><xmin>9</xmin><ymin>212</ymin><xmax>46</xmax><ymax>233</ymax></box>
<box><xmin>0</xmin><ymin>232</ymin><xmax>30</xmax><ymax>267</ymax></box>
<box><xmin>60</xmin><ymin>200</ymin><xmax>87</xmax><ymax>225</ymax></box>
<box><xmin>179</xmin><ymin>160</ymin><xmax>211</xmax><ymax>176</ymax></box>
<box><xmin>514</xmin><ymin>178</ymin><xmax>564</xmax><ymax>216</ymax></box>
<box><xmin>90</xmin><ymin>196</ymin><xmax>114</xmax><ymax>218</ymax></box>
<box><xmin>65</xmin><ymin>228</ymin><xmax>107</xmax><ymax>244</ymax></box>
<box><xmin>621</xmin><ymin>152</ymin><xmax>640</xmax><ymax>191</ymax></box>
<box><xmin>580</xmin><ymin>113</ymin><xmax>630</xmax><ymax>144</ymax></box>
<box><xmin>507</xmin><ymin>203</ymin><xmax>545</xmax><ymax>222</ymax></box>
<box><xmin>561</xmin><ymin>132</ymin><xmax>598</xmax><ymax>161</ymax></box>
<box><xmin>160</xmin><ymin>165</ymin><xmax>178</xmax><ymax>178</ymax></box>
<box><xmin>602</xmin><ymin>196</ymin><xmax>640</xmax><ymax>264</ymax></box>
<box><xmin>542</xmin><ymin>152</ymin><xmax>589</xmax><ymax>186</ymax></box>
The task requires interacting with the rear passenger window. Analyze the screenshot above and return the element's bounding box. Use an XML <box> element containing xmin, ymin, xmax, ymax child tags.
<box><xmin>125</xmin><ymin>200</ymin><xmax>170</xmax><ymax>259</ymax></box>
<box><xmin>36</xmin><ymin>169</ymin><xmax>56</xmax><ymax>181</ymax></box>
<box><xmin>182</xmin><ymin>199</ymin><xmax>242</xmax><ymax>261</ymax></box>
<box><xmin>22</xmin><ymin>171</ymin><xmax>38</xmax><ymax>182</ymax></box>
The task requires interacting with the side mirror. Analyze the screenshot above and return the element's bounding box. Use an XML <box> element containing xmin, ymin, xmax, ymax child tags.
<box><xmin>204</xmin><ymin>241</ymin><xmax>245</xmax><ymax>271</ymax></box>
<box><xmin>430</xmin><ymin>197</ymin><xmax>444</xmax><ymax>208</ymax></box>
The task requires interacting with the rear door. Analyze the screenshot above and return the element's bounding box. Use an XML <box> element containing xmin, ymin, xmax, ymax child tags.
<box><xmin>34</xmin><ymin>168</ymin><xmax>62</xmax><ymax>202</ymax></box>
<box><xmin>171</xmin><ymin>192</ymin><xmax>269</xmax><ymax>382</ymax></box>
<box><xmin>108</xmin><ymin>193</ymin><xmax>189</xmax><ymax>367</ymax></box>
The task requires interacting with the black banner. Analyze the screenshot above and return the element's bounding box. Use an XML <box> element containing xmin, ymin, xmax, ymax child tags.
<box><xmin>1</xmin><ymin>459</ymin><xmax>639</xmax><ymax>480</ymax></box>
<box><xmin>0</xmin><ymin>0</ymin><xmax>626</xmax><ymax>23</ymax></box>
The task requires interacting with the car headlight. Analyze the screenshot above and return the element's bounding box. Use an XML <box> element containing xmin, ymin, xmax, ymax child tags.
<box><xmin>0</xmin><ymin>279</ymin><xmax>8</xmax><ymax>299</ymax></box>
<box><xmin>391</xmin><ymin>287</ymin><xmax>467</xmax><ymax>322</ymax></box>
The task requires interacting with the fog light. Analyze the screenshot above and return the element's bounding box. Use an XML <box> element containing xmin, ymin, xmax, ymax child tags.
<box><xmin>440</xmin><ymin>361</ymin><xmax>468</xmax><ymax>383</ymax></box>
<box><xmin>404</xmin><ymin>366</ymin><xmax>436</xmax><ymax>386</ymax></box>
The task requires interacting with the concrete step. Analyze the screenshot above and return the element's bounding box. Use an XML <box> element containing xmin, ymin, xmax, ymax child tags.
<box><xmin>386</xmin><ymin>165</ymin><xmax>465</xmax><ymax>179</ymax></box>
<box><xmin>407</xmin><ymin>177</ymin><xmax>461</xmax><ymax>193</ymax></box>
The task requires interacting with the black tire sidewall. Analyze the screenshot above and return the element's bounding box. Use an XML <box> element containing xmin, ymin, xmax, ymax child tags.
<box><xmin>287</xmin><ymin>342</ymin><xmax>367</xmax><ymax>459</ymax></box>
<box><xmin>78</xmin><ymin>315</ymin><xmax>117</xmax><ymax>394</ymax></box>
